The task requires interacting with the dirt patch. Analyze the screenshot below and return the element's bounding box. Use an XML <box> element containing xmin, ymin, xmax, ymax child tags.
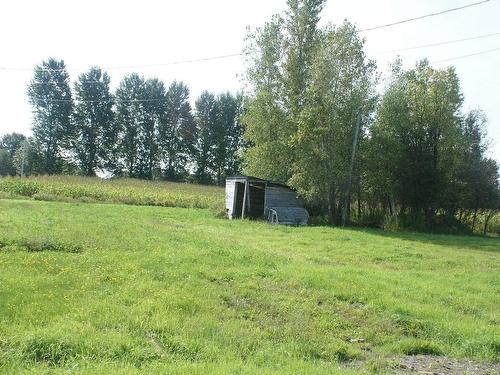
<box><xmin>396</xmin><ymin>355</ymin><xmax>500</xmax><ymax>374</ymax></box>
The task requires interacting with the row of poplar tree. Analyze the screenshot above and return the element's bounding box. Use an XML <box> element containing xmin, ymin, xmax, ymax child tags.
<box><xmin>3</xmin><ymin>61</ymin><xmax>244</xmax><ymax>184</ymax></box>
<box><xmin>241</xmin><ymin>0</ymin><xmax>499</xmax><ymax>232</ymax></box>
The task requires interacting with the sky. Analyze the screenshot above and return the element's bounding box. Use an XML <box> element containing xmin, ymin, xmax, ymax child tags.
<box><xmin>0</xmin><ymin>0</ymin><xmax>499</xmax><ymax>161</ymax></box>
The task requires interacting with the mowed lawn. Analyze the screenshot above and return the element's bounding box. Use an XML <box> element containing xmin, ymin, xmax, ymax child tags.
<box><xmin>0</xmin><ymin>199</ymin><xmax>498</xmax><ymax>374</ymax></box>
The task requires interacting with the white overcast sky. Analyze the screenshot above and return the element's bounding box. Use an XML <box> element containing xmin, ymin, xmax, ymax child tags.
<box><xmin>0</xmin><ymin>0</ymin><xmax>499</xmax><ymax>161</ymax></box>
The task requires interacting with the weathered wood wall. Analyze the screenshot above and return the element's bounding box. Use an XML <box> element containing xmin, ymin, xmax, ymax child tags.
<box><xmin>225</xmin><ymin>180</ymin><xmax>236</xmax><ymax>218</ymax></box>
<box><xmin>264</xmin><ymin>185</ymin><xmax>304</xmax><ymax>208</ymax></box>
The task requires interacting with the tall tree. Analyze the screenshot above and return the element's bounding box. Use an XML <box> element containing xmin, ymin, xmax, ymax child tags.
<box><xmin>225</xmin><ymin>93</ymin><xmax>246</xmax><ymax>178</ymax></box>
<box><xmin>369</xmin><ymin>60</ymin><xmax>464</xmax><ymax>223</ymax></box>
<box><xmin>72</xmin><ymin>67</ymin><xmax>115</xmax><ymax>176</ymax></box>
<box><xmin>289</xmin><ymin>21</ymin><xmax>377</xmax><ymax>223</ymax></box>
<box><xmin>27</xmin><ymin>58</ymin><xmax>73</xmax><ymax>174</ymax></box>
<box><xmin>283</xmin><ymin>0</ymin><xmax>326</xmax><ymax>118</ymax></box>
<box><xmin>160</xmin><ymin>81</ymin><xmax>196</xmax><ymax>180</ymax></box>
<box><xmin>137</xmin><ymin>78</ymin><xmax>165</xmax><ymax>179</ymax></box>
<box><xmin>458</xmin><ymin>110</ymin><xmax>499</xmax><ymax>230</ymax></box>
<box><xmin>194</xmin><ymin>91</ymin><xmax>217</xmax><ymax>183</ymax></box>
<box><xmin>212</xmin><ymin>92</ymin><xmax>244</xmax><ymax>185</ymax></box>
<box><xmin>243</xmin><ymin>0</ymin><xmax>326</xmax><ymax>183</ymax></box>
<box><xmin>115</xmin><ymin>73</ymin><xmax>145</xmax><ymax>177</ymax></box>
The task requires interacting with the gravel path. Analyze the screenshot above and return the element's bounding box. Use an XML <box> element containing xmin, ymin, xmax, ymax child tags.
<box><xmin>396</xmin><ymin>355</ymin><xmax>500</xmax><ymax>375</ymax></box>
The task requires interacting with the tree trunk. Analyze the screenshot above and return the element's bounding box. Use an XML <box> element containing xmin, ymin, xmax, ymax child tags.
<box><xmin>472</xmin><ymin>208</ymin><xmax>478</xmax><ymax>232</ymax></box>
<box><xmin>328</xmin><ymin>183</ymin><xmax>336</xmax><ymax>225</ymax></box>
<box><xmin>357</xmin><ymin>178</ymin><xmax>361</xmax><ymax>221</ymax></box>
<box><xmin>483</xmin><ymin>210</ymin><xmax>496</xmax><ymax>235</ymax></box>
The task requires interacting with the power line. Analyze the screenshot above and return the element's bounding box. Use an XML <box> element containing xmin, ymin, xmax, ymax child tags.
<box><xmin>26</xmin><ymin>30</ymin><xmax>500</xmax><ymax>82</ymax></box>
<box><xmin>376</xmin><ymin>31</ymin><xmax>500</xmax><ymax>54</ymax></box>
<box><xmin>30</xmin><ymin>81</ymin><xmax>105</xmax><ymax>85</ymax></box>
<box><xmin>102</xmin><ymin>53</ymin><xmax>242</xmax><ymax>70</ymax></box>
<box><xmin>26</xmin><ymin>32</ymin><xmax>500</xmax><ymax>87</ymax></box>
<box><xmin>0</xmin><ymin>53</ymin><xmax>243</xmax><ymax>72</ymax></box>
<box><xmin>30</xmin><ymin>97</ymin><xmax>168</xmax><ymax>103</ymax></box>
<box><xmin>431</xmin><ymin>46</ymin><xmax>500</xmax><ymax>63</ymax></box>
<box><xmin>359</xmin><ymin>0</ymin><xmax>491</xmax><ymax>32</ymax></box>
<box><xmin>29</xmin><ymin>47</ymin><xmax>500</xmax><ymax>103</ymax></box>
<box><xmin>27</xmin><ymin>46</ymin><xmax>500</xmax><ymax>101</ymax></box>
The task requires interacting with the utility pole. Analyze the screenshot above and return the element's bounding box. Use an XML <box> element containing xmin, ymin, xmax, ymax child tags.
<box><xmin>341</xmin><ymin>110</ymin><xmax>361</xmax><ymax>227</ymax></box>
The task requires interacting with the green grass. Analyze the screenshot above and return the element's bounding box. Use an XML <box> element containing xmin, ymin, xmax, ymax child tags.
<box><xmin>0</xmin><ymin>176</ymin><xmax>224</xmax><ymax>211</ymax></box>
<box><xmin>0</xmin><ymin>197</ymin><xmax>498</xmax><ymax>374</ymax></box>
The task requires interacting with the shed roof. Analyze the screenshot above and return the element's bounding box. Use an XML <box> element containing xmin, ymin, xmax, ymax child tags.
<box><xmin>226</xmin><ymin>175</ymin><xmax>290</xmax><ymax>188</ymax></box>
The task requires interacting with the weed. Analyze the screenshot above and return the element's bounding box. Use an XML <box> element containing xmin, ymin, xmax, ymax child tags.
<box><xmin>395</xmin><ymin>339</ymin><xmax>443</xmax><ymax>356</ymax></box>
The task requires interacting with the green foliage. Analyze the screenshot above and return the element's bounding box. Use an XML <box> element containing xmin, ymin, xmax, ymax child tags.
<box><xmin>161</xmin><ymin>81</ymin><xmax>196</xmax><ymax>180</ymax></box>
<box><xmin>72</xmin><ymin>67</ymin><xmax>116</xmax><ymax>176</ymax></box>
<box><xmin>0</xmin><ymin>132</ymin><xmax>26</xmax><ymax>159</ymax></box>
<box><xmin>290</xmin><ymin>21</ymin><xmax>377</xmax><ymax>222</ymax></box>
<box><xmin>0</xmin><ymin>133</ymin><xmax>29</xmax><ymax>176</ymax></box>
<box><xmin>243</xmin><ymin>0</ymin><xmax>327</xmax><ymax>182</ymax></box>
<box><xmin>0</xmin><ymin>148</ymin><xmax>13</xmax><ymax>176</ymax></box>
<box><xmin>211</xmin><ymin>93</ymin><xmax>244</xmax><ymax>185</ymax></box>
<box><xmin>370</xmin><ymin>60</ymin><xmax>464</xmax><ymax>216</ymax></box>
<box><xmin>0</xmin><ymin>198</ymin><xmax>498</xmax><ymax>373</ymax></box>
<box><xmin>194</xmin><ymin>91</ymin><xmax>217</xmax><ymax>183</ymax></box>
<box><xmin>367</xmin><ymin>60</ymin><xmax>499</xmax><ymax>231</ymax></box>
<box><xmin>115</xmin><ymin>73</ymin><xmax>150</xmax><ymax>178</ymax></box>
<box><xmin>193</xmin><ymin>92</ymin><xmax>243</xmax><ymax>184</ymax></box>
<box><xmin>27</xmin><ymin>58</ymin><xmax>73</xmax><ymax>174</ymax></box>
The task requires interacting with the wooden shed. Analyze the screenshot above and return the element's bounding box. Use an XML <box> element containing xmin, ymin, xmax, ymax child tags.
<box><xmin>225</xmin><ymin>175</ymin><xmax>309</xmax><ymax>225</ymax></box>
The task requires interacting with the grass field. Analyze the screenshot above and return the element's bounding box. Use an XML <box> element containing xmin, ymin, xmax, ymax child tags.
<box><xmin>0</xmin><ymin>184</ymin><xmax>499</xmax><ymax>374</ymax></box>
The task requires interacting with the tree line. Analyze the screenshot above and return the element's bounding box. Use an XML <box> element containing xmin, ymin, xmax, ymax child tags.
<box><xmin>242</xmin><ymin>0</ymin><xmax>499</xmax><ymax>233</ymax></box>
<box><xmin>0</xmin><ymin>60</ymin><xmax>244</xmax><ymax>185</ymax></box>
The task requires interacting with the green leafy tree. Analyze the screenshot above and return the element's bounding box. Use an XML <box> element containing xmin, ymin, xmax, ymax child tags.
<box><xmin>115</xmin><ymin>74</ymin><xmax>145</xmax><ymax>177</ymax></box>
<box><xmin>0</xmin><ymin>149</ymin><xmax>13</xmax><ymax>176</ymax></box>
<box><xmin>289</xmin><ymin>22</ymin><xmax>377</xmax><ymax>223</ymax></box>
<box><xmin>458</xmin><ymin>110</ymin><xmax>499</xmax><ymax>231</ymax></box>
<box><xmin>194</xmin><ymin>91</ymin><xmax>217</xmax><ymax>183</ymax></box>
<box><xmin>27</xmin><ymin>58</ymin><xmax>73</xmax><ymax>174</ymax></box>
<box><xmin>212</xmin><ymin>92</ymin><xmax>244</xmax><ymax>185</ymax></box>
<box><xmin>243</xmin><ymin>0</ymin><xmax>326</xmax><ymax>183</ymax></box>
<box><xmin>243</xmin><ymin>16</ymin><xmax>287</xmax><ymax>181</ymax></box>
<box><xmin>369</xmin><ymin>60</ymin><xmax>464</xmax><ymax>224</ymax></box>
<box><xmin>283</xmin><ymin>0</ymin><xmax>326</xmax><ymax>118</ymax></box>
<box><xmin>0</xmin><ymin>133</ymin><xmax>26</xmax><ymax>175</ymax></box>
<box><xmin>160</xmin><ymin>81</ymin><xmax>196</xmax><ymax>180</ymax></box>
<box><xmin>0</xmin><ymin>133</ymin><xmax>26</xmax><ymax>158</ymax></box>
<box><xmin>72</xmin><ymin>67</ymin><xmax>115</xmax><ymax>176</ymax></box>
<box><xmin>12</xmin><ymin>137</ymin><xmax>44</xmax><ymax>176</ymax></box>
<box><xmin>137</xmin><ymin>78</ymin><xmax>166</xmax><ymax>179</ymax></box>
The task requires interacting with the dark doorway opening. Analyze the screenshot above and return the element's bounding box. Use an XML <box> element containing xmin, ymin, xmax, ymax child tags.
<box><xmin>233</xmin><ymin>181</ymin><xmax>245</xmax><ymax>218</ymax></box>
<box><xmin>247</xmin><ymin>183</ymin><xmax>265</xmax><ymax>219</ymax></box>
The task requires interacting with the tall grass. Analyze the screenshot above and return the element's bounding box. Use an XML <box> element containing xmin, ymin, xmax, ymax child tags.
<box><xmin>0</xmin><ymin>176</ymin><xmax>224</xmax><ymax>211</ymax></box>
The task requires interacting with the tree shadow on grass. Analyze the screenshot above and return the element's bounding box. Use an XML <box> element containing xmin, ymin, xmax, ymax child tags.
<box><xmin>346</xmin><ymin>227</ymin><xmax>500</xmax><ymax>253</ymax></box>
